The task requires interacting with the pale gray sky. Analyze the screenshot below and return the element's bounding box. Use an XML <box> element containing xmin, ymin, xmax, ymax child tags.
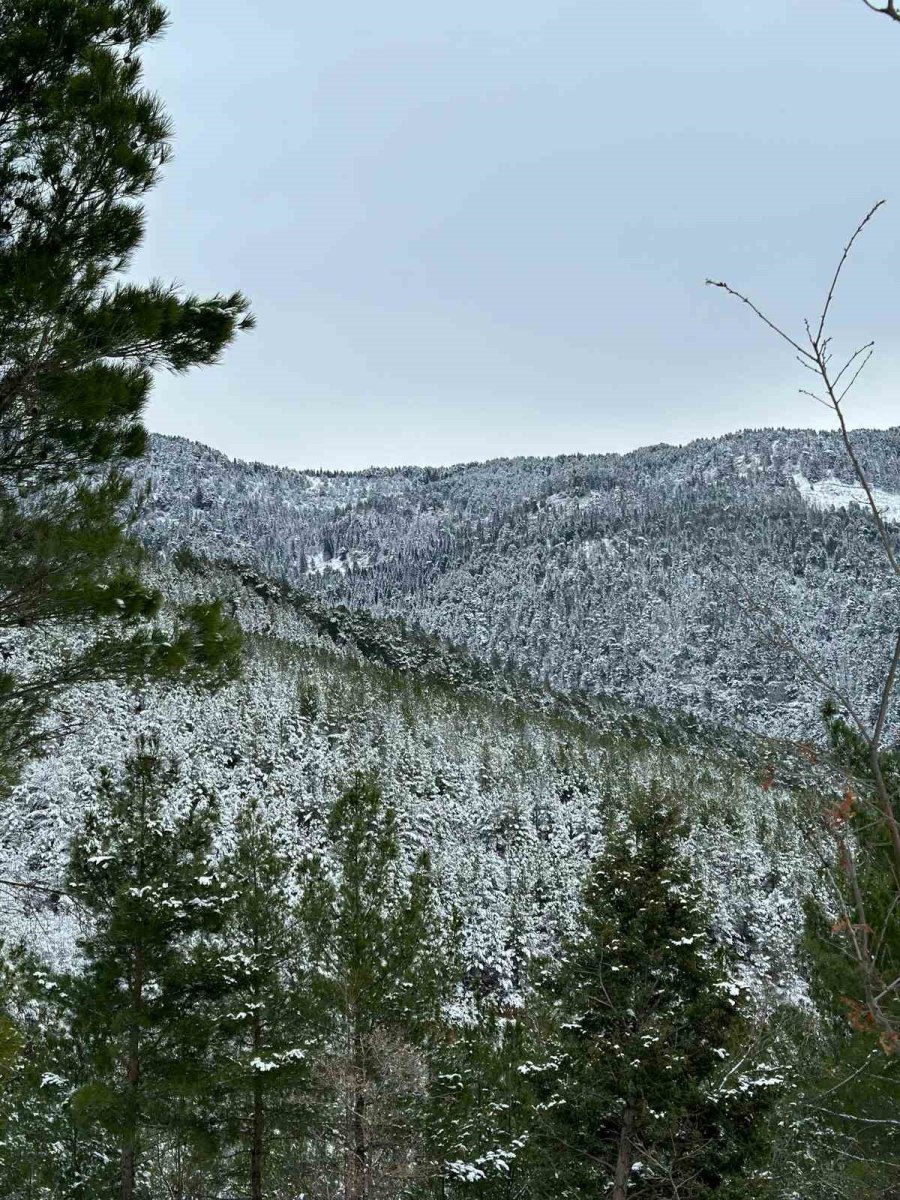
<box><xmin>137</xmin><ymin>1</ymin><xmax>900</xmax><ymax>470</ymax></box>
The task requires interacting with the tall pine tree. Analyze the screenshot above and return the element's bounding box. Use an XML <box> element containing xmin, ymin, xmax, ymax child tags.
<box><xmin>0</xmin><ymin>2</ymin><xmax>252</xmax><ymax>786</ymax></box>
<box><xmin>214</xmin><ymin>797</ymin><xmax>315</xmax><ymax>1200</ymax></box>
<box><xmin>421</xmin><ymin>994</ymin><xmax>534</xmax><ymax>1199</ymax></box>
<box><xmin>531</xmin><ymin>789</ymin><xmax>776</xmax><ymax>1199</ymax></box>
<box><xmin>296</xmin><ymin>773</ymin><xmax>449</xmax><ymax>1200</ymax></box>
<box><xmin>63</xmin><ymin>737</ymin><xmax>229</xmax><ymax>1200</ymax></box>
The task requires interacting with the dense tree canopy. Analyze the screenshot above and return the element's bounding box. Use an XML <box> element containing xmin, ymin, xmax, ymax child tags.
<box><xmin>0</xmin><ymin>1</ymin><xmax>252</xmax><ymax>786</ymax></box>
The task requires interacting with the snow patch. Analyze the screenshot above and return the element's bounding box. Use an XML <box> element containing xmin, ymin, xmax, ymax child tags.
<box><xmin>793</xmin><ymin>472</ymin><xmax>900</xmax><ymax>523</ymax></box>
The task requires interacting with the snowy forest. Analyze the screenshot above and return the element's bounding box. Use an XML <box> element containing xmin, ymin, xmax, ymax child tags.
<box><xmin>0</xmin><ymin>3</ymin><xmax>898</xmax><ymax>1200</ymax></box>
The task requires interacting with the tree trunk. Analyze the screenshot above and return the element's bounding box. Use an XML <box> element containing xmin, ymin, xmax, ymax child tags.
<box><xmin>612</xmin><ymin>1106</ymin><xmax>635</xmax><ymax>1200</ymax></box>
<box><xmin>120</xmin><ymin>947</ymin><xmax>144</xmax><ymax>1200</ymax></box>
<box><xmin>250</xmin><ymin>1010</ymin><xmax>264</xmax><ymax>1200</ymax></box>
<box><xmin>350</xmin><ymin>1088</ymin><xmax>367</xmax><ymax>1200</ymax></box>
<box><xmin>345</xmin><ymin>1027</ymin><xmax>367</xmax><ymax>1200</ymax></box>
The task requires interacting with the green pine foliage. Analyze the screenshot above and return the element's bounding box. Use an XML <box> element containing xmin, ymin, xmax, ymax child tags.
<box><xmin>0</xmin><ymin>945</ymin><xmax>123</xmax><ymax>1197</ymax></box>
<box><xmin>793</xmin><ymin>706</ymin><xmax>900</xmax><ymax>1196</ymax></box>
<box><xmin>296</xmin><ymin>773</ymin><xmax>452</xmax><ymax>1200</ymax></box>
<box><xmin>61</xmin><ymin>737</ymin><xmax>230</xmax><ymax>1200</ymax></box>
<box><xmin>421</xmin><ymin>997</ymin><xmax>535</xmax><ymax>1198</ymax></box>
<box><xmin>0</xmin><ymin>1</ymin><xmax>252</xmax><ymax>787</ymax></box>
<box><xmin>213</xmin><ymin>798</ymin><xmax>315</xmax><ymax>1200</ymax></box>
<box><xmin>529</xmin><ymin>789</ymin><xmax>778</xmax><ymax>1199</ymax></box>
<box><xmin>763</xmin><ymin>1005</ymin><xmax>900</xmax><ymax>1200</ymax></box>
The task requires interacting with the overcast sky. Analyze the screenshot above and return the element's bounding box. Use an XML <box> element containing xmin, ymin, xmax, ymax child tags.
<box><xmin>136</xmin><ymin>1</ymin><xmax>900</xmax><ymax>470</ymax></box>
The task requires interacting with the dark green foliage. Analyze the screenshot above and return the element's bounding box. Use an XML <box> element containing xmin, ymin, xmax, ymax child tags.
<box><xmin>214</xmin><ymin>798</ymin><xmax>314</xmax><ymax>1200</ymax></box>
<box><xmin>792</xmin><ymin>706</ymin><xmax>900</xmax><ymax>1192</ymax></box>
<box><xmin>296</xmin><ymin>773</ymin><xmax>451</xmax><ymax>1198</ymax></box>
<box><xmin>422</xmin><ymin>999</ymin><xmax>534</xmax><ymax>1198</ymax></box>
<box><xmin>62</xmin><ymin>737</ymin><xmax>229</xmax><ymax>1199</ymax></box>
<box><xmin>0</xmin><ymin>946</ymin><xmax>122</xmax><ymax>1198</ymax></box>
<box><xmin>772</xmin><ymin>980</ymin><xmax>900</xmax><ymax>1199</ymax></box>
<box><xmin>530</xmin><ymin>790</ymin><xmax>777</xmax><ymax>1198</ymax></box>
<box><xmin>0</xmin><ymin>0</ymin><xmax>251</xmax><ymax>786</ymax></box>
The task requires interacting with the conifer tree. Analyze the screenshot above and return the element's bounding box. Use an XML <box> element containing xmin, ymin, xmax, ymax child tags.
<box><xmin>297</xmin><ymin>773</ymin><xmax>449</xmax><ymax>1200</ymax></box>
<box><xmin>0</xmin><ymin>946</ymin><xmax>122</xmax><ymax>1198</ymax></box>
<box><xmin>531</xmin><ymin>790</ymin><xmax>776</xmax><ymax>1199</ymax></box>
<box><xmin>214</xmin><ymin>797</ymin><xmax>314</xmax><ymax>1200</ymax></box>
<box><xmin>422</xmin><ymin>996</ymin><xmax>534</xmax><ymax>1199</ymax></box>
<box><xmin>0</xmin><ymin>1</ymin><xmax>252</xmax><ymax>786</ymax></box>
<box><xmin>797</xmin><ymin>708</ymin><xmax>900</xmax><ymax>1191</ymax></box>
<box><xmin>62</xmin><ymin>737</ymin><xmax>229</xmax><ymax>1200</ymax></box>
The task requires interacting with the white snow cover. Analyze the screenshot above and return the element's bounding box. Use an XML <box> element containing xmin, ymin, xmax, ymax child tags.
<box><xmin>793</xmin><ymin>471</ymin><xmax>900</xmax><ymax>522</ymax></box>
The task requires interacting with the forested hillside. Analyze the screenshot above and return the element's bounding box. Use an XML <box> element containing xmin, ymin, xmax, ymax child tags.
<box><xmin>3</xmin><ymin>2</ymin><xmax>898</xmax><ymax>1195</ymax></box>
<box><xmin>5</xmin><ymin>553</ymin><xmax>862</xmax><ymax>1196</ymax></box>
<box><xmin>138</xmin><ymin>427</ymin><xmax>900</xmax><ymax>740</ymax></box>
<box><xmin>4</xmin><ymin>426</ymin><xmax>894</xmax><ymax>1195</ymax></box>
<box><xmin>1</xmin><ymin>555</ymin><xmax>820</xmax><ymax>994</ymax></box>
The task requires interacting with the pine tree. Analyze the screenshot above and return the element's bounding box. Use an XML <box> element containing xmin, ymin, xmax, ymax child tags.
<box><xmin>296</xmin><ymin>773</ymin><xmax>449</xmax><ymax>1200</ymax></box>
<box><xmin>62</xmin><ymin>737</ymin><xmax>229</xmax><ymax>1200</ymax></box>
<box><xmin>762</xmin><ymin>1005</ymin><xmax>900</xmax><ymax>1200</ymax></box>
<box><xmin>0</xmin><ymin>1</ymin><xmax>252</xmax><ymax>786</ymax></box>
<box><xmin>0</xmin><ymin>945</ymin><xmax>122</xmax><ymax>1199</ymax></box>
<box><xmin>531</xmin><ymin>790</ymin><xmax>776</xmax><ymax>1199</ymax></box>
<box><xmin>421</xmin><ymin>996</ymin><xmax>534</xmax><ymax>1199</ymax></box>
<box><xmin>214</xmin><ymin>797</ymin><xmax>315</xmax><ymax>1200</ymax></box>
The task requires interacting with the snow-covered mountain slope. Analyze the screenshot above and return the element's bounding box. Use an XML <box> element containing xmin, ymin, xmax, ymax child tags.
<box><xmin>1</xmin><ymin>557</ymin><xmax>830</xmax><ymax>1006</ymax></box>
<box><xmin>137</xmin><ymin>426</ymin><xmax>900</xmax><ymax>740</ymax></box>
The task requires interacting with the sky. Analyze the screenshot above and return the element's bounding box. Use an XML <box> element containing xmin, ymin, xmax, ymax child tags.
<box><xmin>136</xmin><ymin>0</ymin><xmax>900</xmax><ymax>470</ymax></box>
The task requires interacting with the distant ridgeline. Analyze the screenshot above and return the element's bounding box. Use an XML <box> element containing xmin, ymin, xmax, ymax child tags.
<box><xmin>138</xmin><ymin>426</ymin><xmax>900</xmax><ymax>741</ymax></box>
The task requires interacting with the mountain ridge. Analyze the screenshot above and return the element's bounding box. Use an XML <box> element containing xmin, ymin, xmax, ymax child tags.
<box><xmin>137</xmin><ymin>425</ymin><xmax>900</xmax><ymax>741</ymax></box>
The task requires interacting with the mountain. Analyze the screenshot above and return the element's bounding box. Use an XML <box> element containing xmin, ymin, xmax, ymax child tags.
<box><xmin>138</xmin><ymin>426</ymin><xmax>900</xmax><ymax>741</ymax></box>
<box><xmin>1</xmin><ymin>554</ymin><xmax>825</xmax><ymax>1008</ymax></box>
<box><xmin>5</xmin><ymin>423</ymin><xmax>889</xmax><ymax>1005</ymax></box>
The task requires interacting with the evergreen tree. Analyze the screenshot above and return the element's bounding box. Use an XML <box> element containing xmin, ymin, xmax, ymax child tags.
<box><xmin>763</xmin><ymin>1006</ymin><xmax>899</xmax><ymax>1200</ymax></box>
<box><xmin>0</xmin><ymin>1</ymin><xmax>252</xmax><ymax>786</ymax></box>
<box><xmin>296</xmin><ymin>773</ymin><xmax>449</xmax><ymax>1200</ymax></box>
<box><xmin>62</xmin><ymin>737</ymin><xmax>229</xmax><ymax>1200</ymax></box>
<box><xmin>214</xmin><ymin>797</ymin><xmax>315</xmax><ymax>1200</ymax></box>
<box><xmin>531</xmin><ymin>790</ymin><xmax>776</xmax><ymax>1199</ymax></box>
<box><xmin>0</xmin><ymin>946</ymin><xmax>122</xmax><ymax>1199</ymax></box>
<box><xmin>421</xmin><ymin>996</ymin><xmax>534</xmax><ymax>1199</ymax></box>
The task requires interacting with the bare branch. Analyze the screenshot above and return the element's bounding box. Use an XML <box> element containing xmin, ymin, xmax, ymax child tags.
<box><xmin>862</xmin><ymin>0</ymin><xmax>900</xmax><ymax>22</ymax></box>
<box><xmin>824</xmin><ymin>385</ymin><xmax>900</xmax><ymax>576</ymax></box>
<box><xmin>705</xmin><ymin>279</ymin><xmax>811</xmax><ymax>358</ymax></box>
<box><xmin>836</xmin><ymin>349</ymin><xmax>874</xmax><ymax>403</ymax></box>
<box><xmin>832</xmin><ymin>342</ymin><xmax>875</xmax><ymax>390</ymax></box>
<box><xmin>798</xmin><ymin>388</ymin><xmax>833</xmax><ymax>409</ymax></box>
<box><xmin>815</xmin><ymin>202</ymin><xmax>886</xmax><ymax>343</ymax></box>
<box><xmin>872</xmin><ymin>630</ymin><xmax>900</xmax><ymax>753</ymax></box>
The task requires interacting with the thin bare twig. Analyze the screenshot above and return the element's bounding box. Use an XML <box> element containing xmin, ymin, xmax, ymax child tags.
<box><xmin>0</xmin><ymin>876</ymin><xmax>67</xmax><ymax>898</ymax></box>
<box><xmin>704</xmin><ymin>279</ymin><xmax>810</xmax><ymax>358</ymax></box>
<box><xmin>837</xmin><ymin>349</ymin><xmax>874</xmax><ymax>404</ymax></box>
<box><xmin>815</xmin><ymin>202</ymin><xmax>885</xmax><ymax>344</ymax></box>
<box><xmin>872</xmin><ymin>631</ymin><xmax>900</xmax><ymax>754</ymax></box>
<box><xmin>831</xmin><ymin>342</ymin><xmax>874</xmax><ymax>391</ymax></box>
<box><xmin>709</xmin><ymin>201</ymin><xmax>900</xmax><ymax>1041</ymax></box>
